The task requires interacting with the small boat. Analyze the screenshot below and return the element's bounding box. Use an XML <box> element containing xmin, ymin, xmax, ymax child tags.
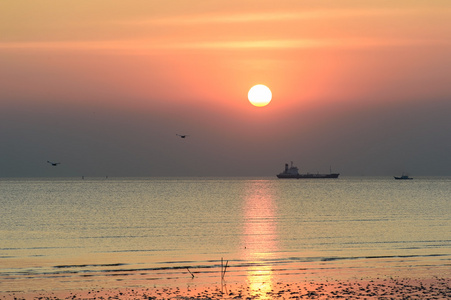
<box><xmin>394</xmin><ymin>173</ymin><xmax>413</xmax><ymax>180</ymax></box>
<box><xmin>277</xmin><ymin>162</ymin><xmax>339</xmax><ymax>179</ymax></box>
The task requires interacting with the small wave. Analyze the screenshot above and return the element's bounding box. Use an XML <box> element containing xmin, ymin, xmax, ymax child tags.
<box><xmin>0</xmin><ymin>246</ymin><xmax>79</xmax><ymax>251</ymax></box>
<box><xmin>103</xmin><ymin>249</ymin><xmax>167</xmax><ymax>253</ymax></box>
<box><xmin>320</xmin><ymin>253</ymin><xmax>449</xmax><ymax>262</ymax></box>
<box><xmin>54</xmin><ymin>263</ymin><xmax>127</xmax><ymax>269</ymax></box>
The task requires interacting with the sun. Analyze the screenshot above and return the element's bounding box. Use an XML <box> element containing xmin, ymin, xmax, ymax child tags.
<box><xmin>248</xmin><ymin>84</ymin><xmax>272</xmax><ymax>107</ymax></box>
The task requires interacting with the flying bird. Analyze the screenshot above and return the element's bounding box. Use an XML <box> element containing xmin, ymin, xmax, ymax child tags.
<box><xmin>176</xmin><ymin>134</ymin><xmax>189</xmax><ymax>138</ymax></box>
<box><xmin>47</xmin><ymin>161</ymin><xmax>61</xmax><ymax>166</ymax></box>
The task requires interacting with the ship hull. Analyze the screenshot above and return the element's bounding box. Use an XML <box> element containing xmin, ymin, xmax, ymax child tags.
<box><xmin>277</xmin><ymin>173</ymin><xmax>340</xmax><ymax>179</ymax></box>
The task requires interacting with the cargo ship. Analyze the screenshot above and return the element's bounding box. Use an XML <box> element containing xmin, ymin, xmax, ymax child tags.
<box><xmin>277</xmin><ymin>162</ymin><xmax>340</xmax><ymax>179</ymax></box>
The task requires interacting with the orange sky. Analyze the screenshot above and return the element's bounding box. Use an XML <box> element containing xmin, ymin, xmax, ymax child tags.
<box><xmin>1</xmin><ymin>1</ymin><xmax>451</xmax><ymax>177</ymax></box>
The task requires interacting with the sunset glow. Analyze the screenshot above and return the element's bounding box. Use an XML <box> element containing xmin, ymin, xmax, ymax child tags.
<box><xmin>0</xmin><ymin>1</ymin><xmax>450</xmax><ymax>177</ymax></box>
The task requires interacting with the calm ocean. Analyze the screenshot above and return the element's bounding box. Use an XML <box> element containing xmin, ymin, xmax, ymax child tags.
<box><xmin>1</xmin><ymin>177</ymin><xmax>450</xmax><ymax>293</ymax></box>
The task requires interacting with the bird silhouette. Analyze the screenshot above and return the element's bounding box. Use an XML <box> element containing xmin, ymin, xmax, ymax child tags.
<box><xmin>47</xmin><ymin>161</ymin><xmax>61</xmax><ymax>166</ymax></box>
<box><xmin>176</xmin><ymin>134</ymin><xmax>189</xmax><ymax>138</ymax></box>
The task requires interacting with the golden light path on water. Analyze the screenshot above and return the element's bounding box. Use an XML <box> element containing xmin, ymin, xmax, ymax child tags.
<box><xmin>241</xmin><ymin>180</ymin><xmax>278</xmax><ymax>299</ymax></box>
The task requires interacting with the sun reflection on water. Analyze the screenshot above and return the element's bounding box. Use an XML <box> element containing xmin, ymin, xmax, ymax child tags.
<box><xmin>241</xmin><ymin>180</ymin><xmax>279</xmax><ymax>299</ymax></box>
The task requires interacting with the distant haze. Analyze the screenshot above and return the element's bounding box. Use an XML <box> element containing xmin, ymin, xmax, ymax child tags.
<box><xmin>1</xmin><ymin>1</ymin><xmax>450</xmax><ymax>177</ymax></box>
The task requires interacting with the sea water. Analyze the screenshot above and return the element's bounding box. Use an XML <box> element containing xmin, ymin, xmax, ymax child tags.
<box><xmin>0</xmin><ymin>177</ymin><xmax>450</xmax><ymax>293</ymax></box>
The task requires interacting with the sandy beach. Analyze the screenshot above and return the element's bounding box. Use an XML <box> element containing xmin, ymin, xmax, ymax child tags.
<box><xmin>2</xmin><ymin>277</ymin><xmax>450</xmax><ymax>299</ymax></box>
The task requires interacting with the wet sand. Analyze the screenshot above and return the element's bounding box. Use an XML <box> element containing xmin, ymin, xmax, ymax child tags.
<box><xmin>3</xmin><ymin>277</ymin><xmax>450</xmax><ymax>299</ymax></box>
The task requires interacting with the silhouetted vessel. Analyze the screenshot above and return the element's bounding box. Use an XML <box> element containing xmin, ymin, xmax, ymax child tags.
<box><xmin>394</xmin><ymin>173</ymin><xmax>413</xmax><ymax>180</ymax></box>
<box><xmin>277</xmin><ymin>162</ymin><xmax>339</xmax><ymax>179</ymax></box>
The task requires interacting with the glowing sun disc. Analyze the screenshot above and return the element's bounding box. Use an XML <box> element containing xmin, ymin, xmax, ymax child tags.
<box><xmin>248</xmin><ymin>84</ymin><xmax>272</xmax><ymax>107</ymax></box>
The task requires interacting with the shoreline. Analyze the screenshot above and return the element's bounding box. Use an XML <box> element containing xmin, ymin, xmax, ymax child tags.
<box><xmin>2</xmin><ymin>277</ymin><xmax>450</xmax><ymax>299</ymax></box>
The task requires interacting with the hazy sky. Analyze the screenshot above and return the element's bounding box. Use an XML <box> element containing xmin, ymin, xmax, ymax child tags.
<box><xmin>1</xmin><ymin>1</ymin><xmax>450</xmax><ymax>177</ymax></box>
